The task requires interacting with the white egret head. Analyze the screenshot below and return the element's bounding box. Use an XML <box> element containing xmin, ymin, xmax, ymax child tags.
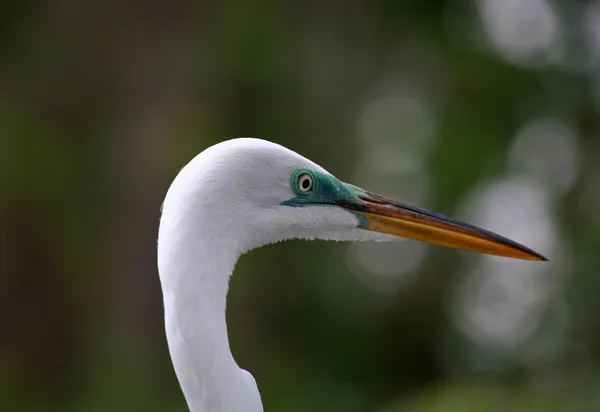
<box><xmin>162</xmin><ymin>138</ymin><xmax>546</xmax><ymax>261</ymax></box>
<box><xmin>157</xmin><ymin>138</ymin><xmax>546</xmax><ymax>412</ymax></box>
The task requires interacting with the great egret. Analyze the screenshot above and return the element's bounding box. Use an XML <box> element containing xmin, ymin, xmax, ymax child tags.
<box><xmin>157</xmin><ymin>138</ymin><xmax>546</xmax><ymax>412</ymax></box>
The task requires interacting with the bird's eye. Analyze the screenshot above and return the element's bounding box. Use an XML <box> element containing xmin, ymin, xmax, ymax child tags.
<box><xmin>297</xmin><ymin>173</ymin><xmax>313</xmax><ymax>193</ymax></box>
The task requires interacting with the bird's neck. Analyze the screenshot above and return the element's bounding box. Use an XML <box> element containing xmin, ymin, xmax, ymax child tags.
<box><xmin>158</xmin><ymin>205</ymin><xmax>262</xmax><ymax>412</ymax></box>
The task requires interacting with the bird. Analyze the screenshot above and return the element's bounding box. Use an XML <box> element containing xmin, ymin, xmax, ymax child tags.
<box><xmin>157</xmin><ymin>138</ymin><xmax>547</xmax><ymax>412</ymax></box>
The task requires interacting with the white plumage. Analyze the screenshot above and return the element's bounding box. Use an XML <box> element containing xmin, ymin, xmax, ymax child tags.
<box><xmin>157</xmin><ymin>138</ymin><xmax>545</xmax><ymax>412</ymax></box>
<box><xmin>158</xmin><ymin>139</ymin><xmax>388</xmax><ymax>412</ymax></box>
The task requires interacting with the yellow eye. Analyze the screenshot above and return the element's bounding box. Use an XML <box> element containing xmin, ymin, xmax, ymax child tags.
<box><xmin>297</xmin><ymin>173</ymin><xmax>313</xmax><ymax>193</ymax></box>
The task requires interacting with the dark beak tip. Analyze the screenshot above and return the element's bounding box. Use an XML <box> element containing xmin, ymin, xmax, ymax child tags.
<box><xmin>527</xmin><ymin>248</ymin><xmax>549</xmax><ymax>262</ymax></box>
<box><xmin>527</xmin><ymin>250</ymin><xmax>548</xmax><ymax>262</ymax></box>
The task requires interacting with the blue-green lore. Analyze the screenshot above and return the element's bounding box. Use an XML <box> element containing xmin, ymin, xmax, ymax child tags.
<box><xmin>280</xmin><ymin>169</ymin><xmax>369</xmax><ymax>227</ymax></box>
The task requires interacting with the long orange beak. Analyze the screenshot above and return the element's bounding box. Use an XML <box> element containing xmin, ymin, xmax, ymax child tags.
<box><xmin>340</xmin><ymin>191</ymin><xmax>547</xmax><ymax>261</ymax></box>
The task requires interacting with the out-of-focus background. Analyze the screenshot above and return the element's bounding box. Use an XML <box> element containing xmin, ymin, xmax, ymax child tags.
<box><xmin>2</xmin><ymin>1</ymin><xmax>600</xmax><ymax>411</ymax></box>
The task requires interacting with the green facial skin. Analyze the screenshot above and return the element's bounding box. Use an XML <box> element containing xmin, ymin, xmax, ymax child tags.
<box><xmin>281</xmin><ymin>169</ymin><xmax>369</xmax><ymax>227</ymax></box>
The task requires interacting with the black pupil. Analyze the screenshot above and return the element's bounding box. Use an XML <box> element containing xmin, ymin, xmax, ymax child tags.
<box><xmin>301</xmin><ymin>177</ymin><xmax>311</xmax><ymax>190</ymax></box>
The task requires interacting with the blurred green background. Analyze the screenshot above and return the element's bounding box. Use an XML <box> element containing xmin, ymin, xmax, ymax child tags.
<box><xmin>2</xmin><ymin>1</ymin><xmax>600</xmax><ymax>411</ymax></box>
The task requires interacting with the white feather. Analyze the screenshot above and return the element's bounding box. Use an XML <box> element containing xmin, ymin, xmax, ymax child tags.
<box><xmin>157</xmin><ymin>138</ymin><xmax>392</xmax><ymax>412</ymax></box>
